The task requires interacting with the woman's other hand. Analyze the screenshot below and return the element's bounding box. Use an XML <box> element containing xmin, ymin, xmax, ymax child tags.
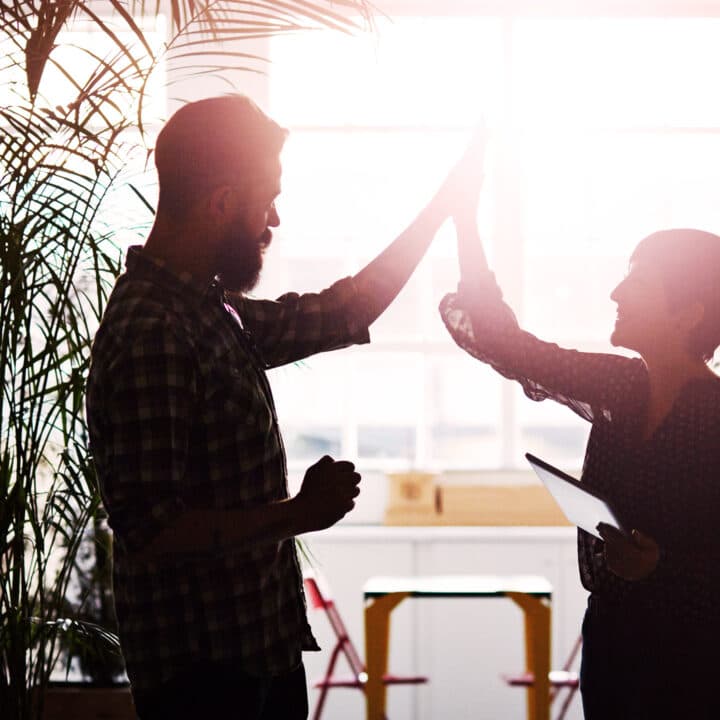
<box><xmin>597</xmin><ymin>523</ymin><xmax>660</xmax><ymax>581</ymax></box>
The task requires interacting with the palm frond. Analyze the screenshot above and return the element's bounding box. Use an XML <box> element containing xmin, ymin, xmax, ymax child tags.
<box><xmin>128</xmin><ymin>0</ymin><xmax>375</xmax><ymax>34</ymax></box>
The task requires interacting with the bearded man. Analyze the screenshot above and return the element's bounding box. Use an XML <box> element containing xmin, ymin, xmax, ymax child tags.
<box><xmin>86</xmin><ymin>95</ymin><xmax>468</xmax><ymax>720</ymax></box>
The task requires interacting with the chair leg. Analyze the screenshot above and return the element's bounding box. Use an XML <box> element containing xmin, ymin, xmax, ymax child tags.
<box><xmin>313</xmin><ymin>682</ymin><xmax>331</xmax><ymax>720</ymax></box>
<box><xmin>555</xmin><ymin>686</ymin><xmax>579</xmax><ymax>720</ymax></box>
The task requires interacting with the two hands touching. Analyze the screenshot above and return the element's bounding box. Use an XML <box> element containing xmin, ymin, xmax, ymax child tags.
<box><xmin>428</xmin><ymin>128</ymin><xmax>486</xmax><ymax>233</ymax></box>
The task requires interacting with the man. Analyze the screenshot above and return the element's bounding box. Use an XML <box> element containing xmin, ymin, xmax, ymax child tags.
<box><xmin>86</xmin><ymin>94</ymin><xmax>468</xmax><ymax>719</ymax></box>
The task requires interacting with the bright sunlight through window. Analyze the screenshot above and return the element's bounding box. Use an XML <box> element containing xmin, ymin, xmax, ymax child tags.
<box><xmin>258</xmin><ymin>10</ymin><xmax>720</xmax><ymax>472</ymax></box>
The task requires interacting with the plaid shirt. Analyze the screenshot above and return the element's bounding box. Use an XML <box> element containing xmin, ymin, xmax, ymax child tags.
<box><xmin>86</xmin><ymin>246</ymin><xmax>371</xmax><ymax>690</ymax></box>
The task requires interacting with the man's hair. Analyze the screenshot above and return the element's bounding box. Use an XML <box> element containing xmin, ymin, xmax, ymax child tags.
<box><xmin>631</xmin><ymin>228</ymin><xmax>720</xmax><ymax>361</ymax></box>
<box><xmin>154</xmin><ymin>94</ymin><xmax>288</xmax><ymax>217</ymax></box>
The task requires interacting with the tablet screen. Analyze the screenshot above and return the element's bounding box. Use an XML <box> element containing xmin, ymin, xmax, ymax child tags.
<box><xmin>526</xmin><ymin>452</ymin><xmax>624</xmax><ymax>539</ymax></box>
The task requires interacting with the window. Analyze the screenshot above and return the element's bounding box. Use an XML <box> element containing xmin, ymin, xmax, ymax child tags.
<box><xmin>259</xmin><ymin>5</ymin><xmax>720</xmax><ymax>473</ymax></box>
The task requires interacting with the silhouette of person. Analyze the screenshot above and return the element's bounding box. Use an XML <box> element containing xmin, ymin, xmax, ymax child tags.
<box><xmin>86</xmin><ymin>95</ymin><xmax>469</xmax><ymax>720</ymax></box>
<box><xmin>440</xmin><ymin>137</ymin><xmax>720</xmax><ymax>719</ymax></box>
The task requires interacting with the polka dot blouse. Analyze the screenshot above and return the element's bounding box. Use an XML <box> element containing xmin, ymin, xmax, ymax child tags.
<box><xmin>440</xmin><ymin>274</ymin><xmax>720</xmax><ymax>626</ymax></box>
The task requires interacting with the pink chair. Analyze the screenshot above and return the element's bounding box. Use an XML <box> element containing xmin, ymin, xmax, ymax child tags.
<box><xmin>303</xmin><ymin>569</ymin><xmax>428</xmax><ymax>720</ymax></box>
<box><xmin>502</xmin><ymin>634</ymin><xmax>582</xmax><ymax>720</ymax></box>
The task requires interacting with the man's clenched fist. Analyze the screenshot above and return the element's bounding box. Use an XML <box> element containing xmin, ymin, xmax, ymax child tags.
<box><xmin>295</xmin><ymin>455</ymin><xmax>362</xmax><ymax>531</ymax></box>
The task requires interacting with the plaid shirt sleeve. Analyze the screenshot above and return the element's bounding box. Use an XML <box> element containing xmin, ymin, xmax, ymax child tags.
<box><xmin>231</xmin><ymin>276</ymin><xmax>371</xmax><ymax>368</ymax></box>
<box><xmin>101</xmin><ymin>326</ymin><xmax>194</xmax><ymax>554</ymax></box>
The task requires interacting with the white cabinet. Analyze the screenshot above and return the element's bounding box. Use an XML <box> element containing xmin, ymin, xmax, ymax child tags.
<box><xmin>302</xmin><ymin>527</ymin><xmax>587</xmax><ymax>720</ymax></box>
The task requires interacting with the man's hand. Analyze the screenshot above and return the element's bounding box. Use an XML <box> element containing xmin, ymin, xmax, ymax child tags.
<box><xmin>295</xmin><ymin>455</ymin><xmax>361</xmax><ymax>532</ymax></box>
<box><xmin>351</xmin><ymin>126</ymin><xmax>488</xmax><ymax>326</ymax></box>
<box><xmin>429</xmin><ymin>126</ymin><xmax>487</xmax><ymax>229</ymax></box>
<box><xmin>597</xmin><ymin>523</ymin><xmax>660</xmax><ymax>581</ymax></box>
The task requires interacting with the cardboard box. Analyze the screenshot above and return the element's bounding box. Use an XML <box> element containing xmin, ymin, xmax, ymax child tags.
<box><xmin>384</xmin><ymin>472</ymin><xmax>439</xmax><ymax>525</ymax></box>
<box><xmin>438</xmin><ymin>484</ymin><xmax>571</xmax><ymax>526</ymax></box>
<box><xmin>384</xmin><ymin>477</ymin><xmax>570</xmax><ymax>527</ymax></box>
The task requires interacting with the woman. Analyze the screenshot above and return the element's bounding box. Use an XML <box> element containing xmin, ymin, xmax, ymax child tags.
<box><xmin>441</xmin><ymin>156</ymin><xmax>720</xmax><ymax>718</ymax></box>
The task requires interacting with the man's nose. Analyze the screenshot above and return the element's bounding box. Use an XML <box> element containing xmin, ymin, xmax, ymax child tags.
<box><xmin>268</xmin><ymin>203</ymin><xmax>280</xmax><ymax>227</ymax></box>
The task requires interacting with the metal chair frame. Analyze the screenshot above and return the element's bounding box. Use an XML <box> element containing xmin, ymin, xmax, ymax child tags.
<box><xmin>303</xmin><ymin>569</ymin><xmax>427</xmax><ymax>720</ymax></box>
<box><xmin>503</xmin><ymin>634</ymin><xmax>582</xmax><ymax>720</ymax></box>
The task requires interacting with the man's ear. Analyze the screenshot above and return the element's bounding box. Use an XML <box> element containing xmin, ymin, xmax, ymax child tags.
<box><xmin>207</xmin><ymin>184</ymin><xmax>236</xmax><ymax>223</ymax></box>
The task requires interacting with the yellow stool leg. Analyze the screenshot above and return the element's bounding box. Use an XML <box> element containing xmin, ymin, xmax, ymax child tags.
<box><xmin>507</xmin><ymin>592</ymin><xmax>552</xmax><ymax>720</ymax></box>
<box><xmin>364</xmin><ymin>592</ymin><xmax>410</xmax><ymax>720</ymax></box>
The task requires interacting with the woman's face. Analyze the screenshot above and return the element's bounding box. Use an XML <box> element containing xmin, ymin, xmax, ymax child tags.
<box><xmin>610</xmin><ymin>259</ymin><xmax>673</xmax><ymax>355</ymax></box>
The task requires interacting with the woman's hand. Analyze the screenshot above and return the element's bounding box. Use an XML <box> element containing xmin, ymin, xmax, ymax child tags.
<box><xmin>597</xmin><ymin>523</ymin><xmax>660</xmax><ymax>581</ymax></box>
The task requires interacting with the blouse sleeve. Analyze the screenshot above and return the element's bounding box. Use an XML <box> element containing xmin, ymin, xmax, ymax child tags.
<box><xmin>439</xmin><ymin>273</ymin><xmax>644</xmax><ymax>423</ymax></box>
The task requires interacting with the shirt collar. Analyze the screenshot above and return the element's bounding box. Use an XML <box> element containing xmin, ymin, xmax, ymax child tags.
<box><xmin>125</xmin><ymin>245</ymin><xmax>226</xmax><ymax>305</ymax></box>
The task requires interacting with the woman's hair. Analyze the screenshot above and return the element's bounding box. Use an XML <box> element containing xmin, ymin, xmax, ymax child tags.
<box><xmin>153</xmin><ymin>94</ymin><xmax>288</xmax><ymax>218</ymax></box>
<box><xmin>631</xmin><ymin>228</ymin><xmax>720</xmax><ymax>361</ymax></box>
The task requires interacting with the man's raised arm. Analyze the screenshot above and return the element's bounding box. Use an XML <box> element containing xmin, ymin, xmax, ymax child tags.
<box><xmin>353</xmin><ymin>133</ymin><xmax>487</xmax><ymax>325</ymax></box>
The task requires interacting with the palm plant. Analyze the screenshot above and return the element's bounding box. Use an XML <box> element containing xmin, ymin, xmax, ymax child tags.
<box><xmin>0</xmin><ymin>2</ymin><xmax>373</xmax><ymax>718</ymax></box>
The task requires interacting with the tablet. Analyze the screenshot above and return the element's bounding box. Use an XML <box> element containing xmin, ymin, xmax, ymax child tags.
<box><xmin>525</xmin><ymin>452</ymin><xmax>625</xmax><ymax>539</ymax></box>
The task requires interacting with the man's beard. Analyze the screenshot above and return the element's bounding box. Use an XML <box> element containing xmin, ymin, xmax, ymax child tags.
<box><xmin>216</xmin><ymin>227</ymin><xmax>272</xmax><ymax>293</ymax></box>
